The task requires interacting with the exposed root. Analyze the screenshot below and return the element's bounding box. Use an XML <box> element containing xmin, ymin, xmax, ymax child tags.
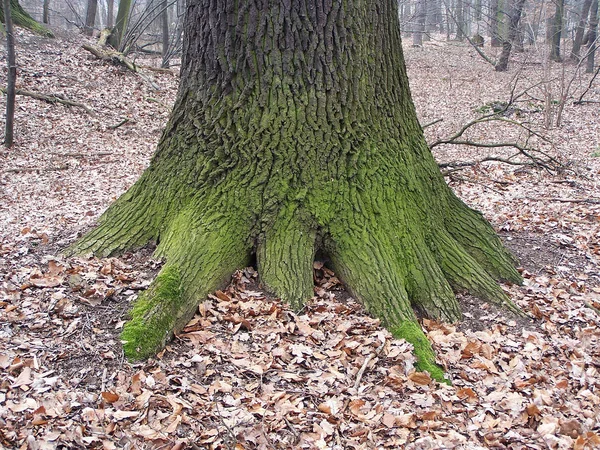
<box><xmin>257</xmin><ymin>205</ymin><xmax>317</xmax><ymax>310</ymax></box>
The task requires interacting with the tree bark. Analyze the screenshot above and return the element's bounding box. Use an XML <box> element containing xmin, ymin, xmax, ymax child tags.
<box><xmin>107</xmin><ymin>0</ymin><xmax>114</xmax><ymax>28</ymax></box>
<box><xmin>161</xmin><ymin>0</ymin><xmax>169</xmax><ymax>67</ymax></box>
<box><xmin>3</xmin><ymin>0</ymin><xmax>16</xmax><ymax>147</ymax></box>
<box><xmin>587</xmin><ymin>0</ymin><xmax>598</xmax><ymax>72</ymax></box>
<box><xmin>84</xmin><ymin>0</ymin><xmax>98</xmax><ymax>36</ymax></box>
<box><xmin>550</xmin><ymin>0</ymin><xmax>564</xmax><ymax>61</ymax></box>
<box><xmin>489</xmin><ymin>0</ymin><xmax>503</xmax><ymax>46</ymax></box>
<box><xmin>0</xmin><ymin>0</ymin><xmax>53</xmax><ymax>36</ymax></box>
<box><xmin>413</xmin><ymin>0</ymin><xmax>426</xmax><ymax>46</ymax></box>
<box><xmin>42</xmin><ymin>0</ymin><xmax>49</xmax><ymax>24</ymax></box>
<box><xmin>571</xmin><ymin>0</ymin><xmax>593</xmax><ymax>60</ymax></box>
<box><xmin>71</xmin><ymin>0</ymin><xmax>522</xmax><ymax>380</ymax></box>
<box><xmin>108</xmin><ymin>0</ymin><xmax>131</xmax><ymax>50</ymax></box>
<box><xmin>495</xmin><ymin>0</ymin><xmax>527</xmax><ymax>71</ymax></box>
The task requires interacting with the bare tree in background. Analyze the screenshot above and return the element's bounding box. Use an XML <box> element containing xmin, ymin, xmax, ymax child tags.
<box><xmin>496</xmin><ymin>0</ymin><xmax>527</xmax><ymax>71</ymax></box>
<box><xmin>161</xmin><ymin>0</ymin><xmax>168</xmax><ymax>65</ymax></box>
<box><xmin>43</xmin><ymin>0</ymin><xmax>49</xmax><ymax>24</ymax></box>
<box><xmin>413</xmin><ymin>0</ymin><xmax>426</xmax><ymax>46</ymax></box>
<box><xmin>107</xmin><ymin>0</ymin><xmax>114</xmax><ymax>28</ymax></box>
<box><xmin>571</xmin><ymin>0</ymin><xmax>593</xmax><ymax>60</ymax></box>
<box><xmin>587</xmin><ymin>0</ymin><xmax>598</xmax><ymax>72</ymax></box>
<box><xmin>549</xmin><ymin>0</ymin><xmax>564</xmax><ymax>60</ymax></box>
<box><xmin>3</xmin><ymin>0</ymin><xmax>16</xmax><ymax>147</ymax></box>
<box><xmin>84</xmin><ymin>0</ymin><xmax>97</xmax><ymax>35</ymax></box>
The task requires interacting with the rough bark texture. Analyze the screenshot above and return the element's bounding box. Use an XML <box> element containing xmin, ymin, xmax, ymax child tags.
<box><xmin>42</xmin><ymin>0</ymin><xmax>49</xmax><ymax>24</ymax></box>
<box><xmin>71</xmin><ymin>0</ymin><xmax>522</xmax><ymax>381</ymax></box>
<box><xmin>0</xmin><ymin>0</ymin><xmax>53</xmax><ymax>37</ymax></box>
<box><xmin>495</xmin><ymin>0</ymin><xmax>526</xmax><ymax>71</ymax></box>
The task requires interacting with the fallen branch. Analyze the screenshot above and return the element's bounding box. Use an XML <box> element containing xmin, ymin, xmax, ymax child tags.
<box><xmin>49</xmin><ymin>151</ymin><xmax>112</xmax><ymax>157</ymax></box>
<box><xmin>422</xmin><ymin>118</ymin><xmax>443</xmax><ymax>128</ymax></box>
<box><xmin>82</xmin><ymin>44</ymin><xmax>160</xmax><ymax>90</ymax></box>
<box><xmin>108</xmin><ymin>118</ymin><xmax>130</xmax><ymax>129</ymax></box>
<box><xmin>525</xmin><ymin>197</ymin><xmax>600</xmax><ymax>204</ymax></box>
<box><xmin>82</xmin><ymin>44</ymin><xmax>136</xmax><ymax>72</ymax></box>
<box><xmin>5</xmin><ymin>165</ymin><xmax>69</xmax><ymax>173</ymax></box>
<box><xmin>1</xmin><ymin>88</ymin><xmax>92</xmax><ymax>113</ymax></box>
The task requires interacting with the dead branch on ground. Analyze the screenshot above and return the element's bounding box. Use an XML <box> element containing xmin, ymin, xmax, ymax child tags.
<box><xmin>2</xmin><ymin>88</ymin><xmax>92</xmax><ymax>113</ymax></box>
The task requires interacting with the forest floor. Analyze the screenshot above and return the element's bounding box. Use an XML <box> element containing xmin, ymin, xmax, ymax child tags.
<box><xmin>0</xmin><ymin>28</ymin><xmax>599</xmax><ymax>450</ymax></box>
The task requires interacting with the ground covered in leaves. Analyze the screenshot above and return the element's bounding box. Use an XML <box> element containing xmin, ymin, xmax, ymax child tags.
<box><xmin>1</xmin><ymin>29</ymin><xmax>599</xmax><ymax>449</ymax></box>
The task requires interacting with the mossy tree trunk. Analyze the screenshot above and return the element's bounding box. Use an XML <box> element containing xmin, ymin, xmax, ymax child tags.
<box><xmin>0</xmin><ymin>0</ymin><xmax>53</xmax><ymax>37</ymax></box>
<box><xmin>71</xmin><ymin>0</ymin><xmax>522</xmax><ymax>380</ymax></box>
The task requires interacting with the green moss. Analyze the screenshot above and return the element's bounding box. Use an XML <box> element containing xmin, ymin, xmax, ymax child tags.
<box><xmin>392</xmin><ymin>321</ymin><xmax>450</xmax><ymax>385</ymax></box>
<box><xmin>0</xmin><ymin>0</ymin><xmax>54</xmax><ymax>37</ymax></box>
<box><xmin>121</xmin><ymin>266</ymin><xmax>182</xmax><ymax>360</ymax></box>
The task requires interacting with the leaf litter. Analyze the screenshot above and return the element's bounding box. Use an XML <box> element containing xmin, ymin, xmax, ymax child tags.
<box><xmin>0</xmin><ymin>29</ymin><xmax>599</xmax><ymax>449</ymax></box>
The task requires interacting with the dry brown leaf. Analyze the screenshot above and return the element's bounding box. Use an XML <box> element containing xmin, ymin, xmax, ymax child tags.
<box><xmin>408</xmin><ymin>371</ymin><xmax>432</xmax><ymax>385</ymax></box>
<box><xmin>101</xmin><ymin>391</ymin><xmax>120</xmax><ymax>404</ymax></box>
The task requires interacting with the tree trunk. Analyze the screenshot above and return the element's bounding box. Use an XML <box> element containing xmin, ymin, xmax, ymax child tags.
<box><xmin>455</xmin><ymin>0</ymin><xmax>465</xmax><ymax>40</ymax></box>
<box><xmin>84</xmin><ymin>0</ymin><xmax>98</xmax><ymax>36</ymax></box>
<box><xmin>587</xmin><ymin>0</ymin><xmax>598</xmax><ymax>72</ymax></box>
<box><xmin>571</xmin><ymin>0</ymin><xmax>593</xmax><ymax>60</ymax></box>
<box><xmin>107</xmin><ymin>0</ymin><xmax>114</xmax><ymax>28</ymax></box>
<box><xmin>3</xmin><ymin>0</ymin><xmax>16</xmax><ymax>147</ymax></box>
<box><xmin>71</xmin><ymin>0</ymin><xmax>522</xmax><ymax>380</ymax></box>
<box><xmin>108</xmin><ymin>0</ymin><xmax>131</xmax><ymax>50</ymax></box>
<box><xmin>0</xmin><ymin>0</ymin><xmax>53</xmax><ymax>36</ymax></box>
<box><xmin>161</xmin><ymin>0</ymin><xmax>169</xmax><ymax>67</ymax></box>
<box><xmin>413</xmin><ymin>0</ymin><xmax>426</xmax><ymax>46</ymax></box>
<box><xmin>489</xmin><ymin>0</ymin><xmax>503</xmax><ymax>46</ymax></box>
<box><xmin>42</xmin><ymin>0</ymin><xmax>49</xmax><ymax>24</ymax></box>
<box><xmin>550</xmin><ymin>0</ymin><xmax>564</xmax><ymax>61</ymax></box>
<box><xmin>495</xmin><ymin>0</ymin><xmax>527</xmax><ymax>71</ymax></box>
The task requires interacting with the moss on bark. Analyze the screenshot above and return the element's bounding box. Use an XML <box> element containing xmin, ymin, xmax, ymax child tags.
<box><xmin>71</xmin><ymin>0</ymin><xmax>523</xmax><ymax>381</ymax></box>
<box><xmin>0</xmin><ymin>0</ymin><xmax>53</xmax><ymax>37</ymax></box>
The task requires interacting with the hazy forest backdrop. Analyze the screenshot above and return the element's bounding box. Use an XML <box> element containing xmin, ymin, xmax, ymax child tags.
<box><xmin>0</xmin><ymin>0</ymin><xmax>599</xmax><ymax>449</ymax></box>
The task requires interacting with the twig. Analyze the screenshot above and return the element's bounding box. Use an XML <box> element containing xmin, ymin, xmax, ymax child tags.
<box><xmin>108</xmin><ymin>118</ymin><xmax>130</xmax><ymax>129</ymax></box>
<box><xmin>283</xmin><ymin>417</ymin><xmax>301</xmax><ymax>445</ymax></box>
<box><xmin>524</xmin><ymin>197</ymin><xmax>600</xmax><ymax>204</ymax></box>
<box><xmin>422</xmin><ymin>118</ymin><xmax>443</xmax><ymax>128</ymax></box>
<box><xmin>49</xmin><ymin>151</ymin><xmax>112</xmax><ymax>157</ymax></box>
<box><xmin>4</xmin><ymin>165</ymin><xmax>69</xmax><ymax>173</ymax></box>
<box><xmin>353</xmin><ymin>340</ymin><xmax>385</xmax><ymax>391</ymax></box>
<box><xmin>1</xmin><ymin>88</ymin><xmax>92</xmax><ymax>113</ymax></box>
<box><xmin>585</xmin><ymin>303</ymin><xmax>600</xmax><ymax>315</ymax></box>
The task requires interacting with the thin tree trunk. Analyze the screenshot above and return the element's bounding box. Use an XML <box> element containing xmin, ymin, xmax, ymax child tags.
<box><xmin>42</xmin><ymin>0</ymin><xmax>49</xmax><ymax>24</ymax></box>
<box><xmin>495</xmin><ymin>0</ymin><xmax>527</xmax><ymax>71</ymax></box>
<box><xmin>587</xmin><ymin>0</ymin><xmax>598</xmax><ymax>72</ymax></box>
<box><xmin>3</xmin><ymin>0</ymin><xmax>16</xmax><ymax>147</ymax></box>
<box><xmin>413</xmin><ymin>0</ymin><xmax>426</xmax><ymax>46</ymax></box>
<box><xmin>161</xmin><ymin>0</ymin><xmax>169</xmax><ymax>66</ymax></box>
<box><xmin>84</xmin><ymin>0</ymin><xmax>98</xmax><ymax>36</ymax></box>
<box><xmin>456</xmin><ymin>0</ymin><xmax>465</xmax><ymax>40</ymax></box>
<box><xmin>489</xmin><ymin>0</ymin><xmax>502</xmax><ymax>46</ymax></box>
<box><xmin>107</xmin><ymin>0</ymin><xmax>114</xmax><ymax>28</ymax></box>
<box><xmin>572</xmin><ymin>0</ymin><xmax>593</xmax><ymax>60</ymax></box>
<box><xmin>108</xmin><ymin>0</ymin><xmax>132</xmax><ymax>50</ymax></box>
<box><xmin>550</xmin><ymin>0</ymin><xmax>564</xmax><ymax>60</ymax></box>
